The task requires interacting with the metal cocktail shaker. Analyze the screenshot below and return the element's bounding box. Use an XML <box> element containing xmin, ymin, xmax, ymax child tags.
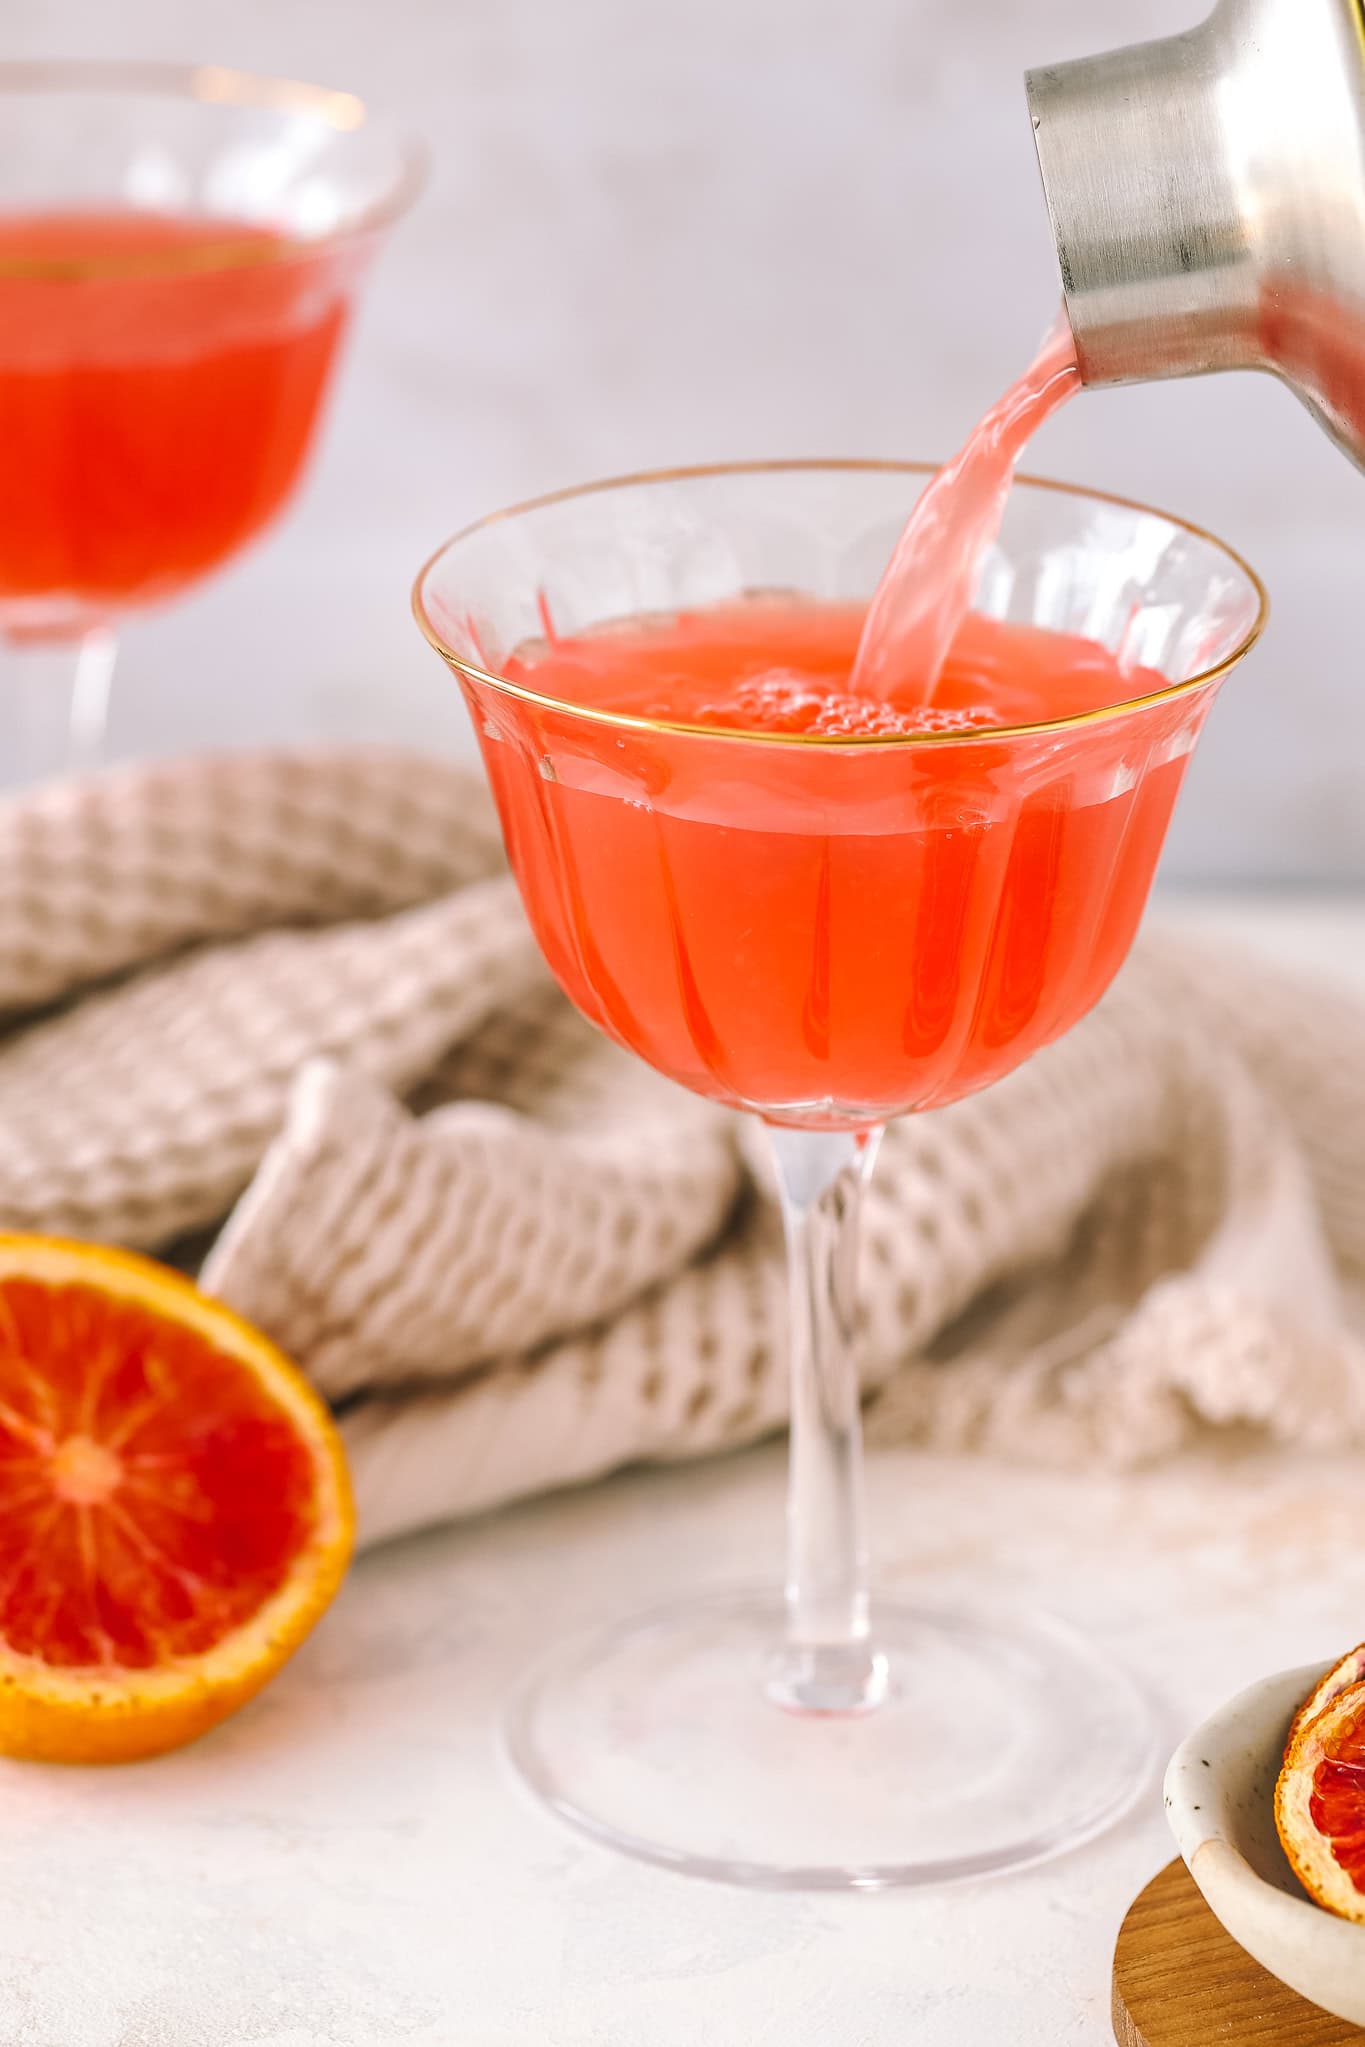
<box><xmin>1026</xmin><ymin>0</ymin><xmax>1365</xmax><ymax>471</ymax></box>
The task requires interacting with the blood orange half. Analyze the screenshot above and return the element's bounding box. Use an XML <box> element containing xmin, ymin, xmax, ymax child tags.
<box><xmin>0</xmin><ymin>1235</ymin><xmax>352</xmax><ymax>1763</ymax></box>
<box><xmin>1287</xmin><ymin>1643</ymin><xmax>1365</xmax><ymax>1751</ymax></box>
<box><xmin>1277</xmin><ymin>1678</ymin><xmax>1365</xmax><ymax>1922</ymax></box>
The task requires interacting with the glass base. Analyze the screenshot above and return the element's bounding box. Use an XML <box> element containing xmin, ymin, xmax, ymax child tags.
<box><xmin>505</xmin><ymin>1588</ymin><xmax>1154</xmax><ymax>1891</ymax></box>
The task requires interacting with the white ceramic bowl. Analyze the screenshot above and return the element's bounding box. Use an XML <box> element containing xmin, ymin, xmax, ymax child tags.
<box><xmin>1165</xmin><ymin>1663</ymin><xmax>1365</xmax><ymax>2025</ymax></box>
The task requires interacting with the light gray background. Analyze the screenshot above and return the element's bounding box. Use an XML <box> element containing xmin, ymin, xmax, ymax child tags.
<box><xmin>12</xmin><ymin>0</ymin><xmax>1364</xmax><ymax>885</ymax></box>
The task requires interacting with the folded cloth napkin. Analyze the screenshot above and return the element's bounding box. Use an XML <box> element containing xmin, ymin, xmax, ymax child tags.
<box><xmin>1</xmin><ymin>747</ymin><xmax>1362</xmax><ymax>1548</ymax></box>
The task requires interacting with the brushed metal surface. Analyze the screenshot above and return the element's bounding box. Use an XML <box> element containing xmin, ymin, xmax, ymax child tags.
<box><xmin>1027</xmin><ymin>0</ymin><xmax>1365</xmax><ymax>471</ymax></box>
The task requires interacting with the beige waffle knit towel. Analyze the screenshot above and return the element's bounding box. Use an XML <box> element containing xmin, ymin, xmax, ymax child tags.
<box><xmin>2</xmin><ymin>747</ymin><xmax>1362</xmax><ymax>1548</ymax></box>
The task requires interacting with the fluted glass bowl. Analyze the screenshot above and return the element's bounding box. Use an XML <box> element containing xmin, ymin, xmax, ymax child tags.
<box><xmin>416</xmin><ymin>462</ymin><xmax>1264</xmax><ymax>1129</ymax></box>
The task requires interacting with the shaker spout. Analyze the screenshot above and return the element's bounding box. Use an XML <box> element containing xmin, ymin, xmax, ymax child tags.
<box><xmin>1025</xmin><ymin>0</ymin><xmax>1365</xmax><ymax>473</ymax></box>
<box><xmin>1025</xmin><ymin>10</ymin><xmax>1257</xmax><ymax>389</ymax></box>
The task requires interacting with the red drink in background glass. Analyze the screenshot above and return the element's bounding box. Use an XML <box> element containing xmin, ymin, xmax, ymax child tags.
<box><xmin>0</xmin><ymin>61</ymin><xmax>420</xmax><ymax>783</ymax></box>
<box><xmin>0</xmin><ymin>211</ymin><xmax>359</xmax><ymax>624</ymax></box>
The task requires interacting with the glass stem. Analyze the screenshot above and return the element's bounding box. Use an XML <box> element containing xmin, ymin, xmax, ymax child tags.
<box><xmin>7</xmin><ymin>628</ymin><xmax>117</xmax><ymax>788</ymax></box>
<box><xmin>765</xmin><ymin>1122</ymin><xmax>888</xmax><ymax>1715</ymax></box>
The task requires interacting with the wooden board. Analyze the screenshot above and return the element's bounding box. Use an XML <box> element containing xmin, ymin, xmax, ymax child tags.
<box><xmin>1113</xmin><ymin>1860</ymin><xmax>1365</xmax><ymax>2045</ymax></box>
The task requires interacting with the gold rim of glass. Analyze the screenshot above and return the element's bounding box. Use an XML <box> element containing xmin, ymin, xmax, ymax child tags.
<box><xmin>0</xmin><ymin>60</ymin><xmax>427</xmax><ymax>279</ymax></box>
<box><xmin>412</xmin><ymin>458</ymin><xmax>1269</xmax><ymax>751</ymax></box>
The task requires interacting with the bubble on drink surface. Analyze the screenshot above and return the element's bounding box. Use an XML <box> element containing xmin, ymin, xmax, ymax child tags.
<box><xmin>692</xmin><ymin>670</ymin><xmax>997</xmax><ymax>737</ymax></box>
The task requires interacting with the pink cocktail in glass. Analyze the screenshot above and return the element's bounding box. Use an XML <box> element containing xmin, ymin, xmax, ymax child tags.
<box><xmin>415</xmin><ymin>461</ymin><xmax>1265</xmax><ymax>1889</ymax></box>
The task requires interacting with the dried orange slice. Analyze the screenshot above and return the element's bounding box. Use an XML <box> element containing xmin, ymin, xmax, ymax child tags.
<box><xmin>1287</xmin><ymin>1643</ymin><xmax>1365</xmax><ymax>1750</ymax></box>
<box><xmin>0</xmin><ymin>1235</ymin><xmax>352</xmax><ymax>1763</ymax></box>
<box><xmin>1276</xmin><ymin>1678</ymin><xmax>1365</xmax><ymax>1921</ymax></box>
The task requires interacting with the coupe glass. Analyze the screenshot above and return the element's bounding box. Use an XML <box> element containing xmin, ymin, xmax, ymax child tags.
<box><xmin>0</xmin><ymin>61</ymin><xmax>423</xmax><ymax>784</ymax></box>
<box><xmin>413</xmin><ymin>461</ymin><xmax>1266</xmax><ymax>1890</ymax></box>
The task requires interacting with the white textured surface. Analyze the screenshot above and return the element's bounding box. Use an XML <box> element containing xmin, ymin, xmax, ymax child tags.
<box><xmin>0</xmin><ymin>898</ymin><xmax>1357</xmax><ymax>2044</ymax></box>
<box><xmin>8</xmin><ymin>0</ymin><xmax>1365</xmax><ymax>882</ymax></box>
<box><xmin>8</xmin><ymin>1425</ymin><xmax>1365</xmax><ymax>2046</ymax></box>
